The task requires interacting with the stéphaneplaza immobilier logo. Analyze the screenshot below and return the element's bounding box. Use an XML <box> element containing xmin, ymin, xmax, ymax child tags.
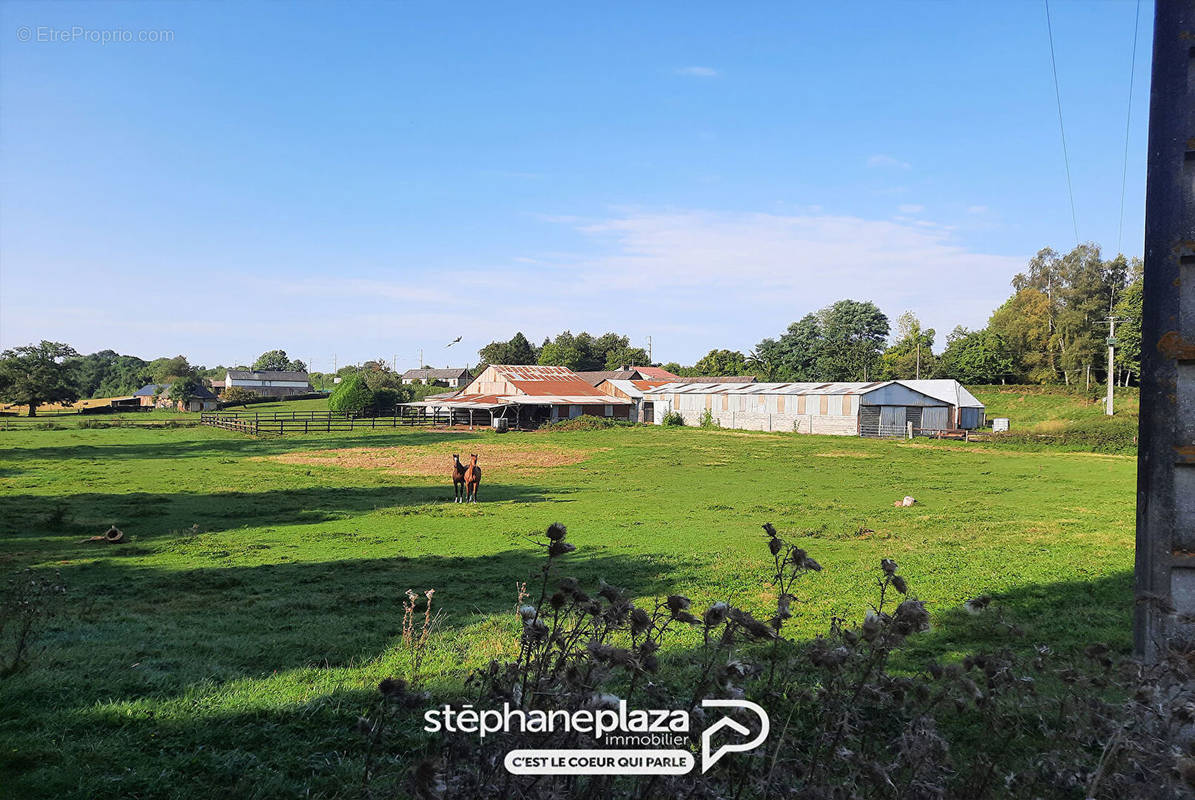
<box><xmin>424</xmin><ymin>697</ymin><xmax>769</xmax><ymax>775</ymax></box>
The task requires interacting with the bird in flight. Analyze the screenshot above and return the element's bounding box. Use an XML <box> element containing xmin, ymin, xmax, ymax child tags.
<box><xmin>446</xmin><ymin>336</ymin><xmax>462</xmax><ymax>347</ymax></box>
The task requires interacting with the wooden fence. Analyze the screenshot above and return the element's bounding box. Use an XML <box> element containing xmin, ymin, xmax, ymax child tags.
<box><xmin>199</xmin><ymin>407</ymin><xmax>449</xmax><ymax>436</ymax></box>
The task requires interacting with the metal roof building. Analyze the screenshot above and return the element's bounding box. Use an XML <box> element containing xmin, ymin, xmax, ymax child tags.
<box><xmin>643</xmin><ymin>379</ymin><xmax>985</xmax><ymax>436</ymax></box>
<box><xmin>404</xmin><ymin>365</ymin><xmax>633</xmax><ymax>427</ymax></box>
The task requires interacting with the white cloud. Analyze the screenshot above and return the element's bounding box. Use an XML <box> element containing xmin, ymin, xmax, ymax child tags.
<box><xmin>867</xmin><ymin>154</ymin><xmax>912</xmax><ymax>170</ymax></box>
<box><xmin>967</xmin><ymin>205</ymin><xmax>990</xmax><ymax>214</ymax></box>
<box><xmin>898</xmin><ymin>203</ymin><xmax>925</xmax><ymax>214</ymax></box>
<box><xmin>674</xmin><ymin>66</ymin><xmax>719</xmax><ymax>77</ymax></box>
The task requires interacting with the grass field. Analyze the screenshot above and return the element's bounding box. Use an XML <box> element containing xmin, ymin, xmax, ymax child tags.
<box><xmin>0</xmin><ymin>422</ymin><xmax>1135</xmax><ymax>798</ymax></box>
<box><xmin>972</xmin><ymin>384</ymin><xmax>1140</xmax><ymax>430</ymax></box>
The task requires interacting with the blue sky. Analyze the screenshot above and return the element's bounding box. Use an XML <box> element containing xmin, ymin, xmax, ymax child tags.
<box><xmin>0</xmin><ymin>1</ymin><xmax>1151</xmax><ymax>370</ymax></box>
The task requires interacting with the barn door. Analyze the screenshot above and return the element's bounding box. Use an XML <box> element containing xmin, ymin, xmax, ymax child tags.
<box><xmin>921</xmin><ymin>406</ymin><xmax>949</xmax><ymax>432</ymax></box>
<box><xmin>878</xmin><ymin>406</ymin><xmax>906</xmax><ymax>437</ymax></box>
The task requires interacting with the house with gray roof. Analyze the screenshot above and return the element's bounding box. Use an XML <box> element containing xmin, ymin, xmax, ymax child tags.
<box><xmin>401</xmin><ymin>367</ymin><xmax>472</xmax><ymax>387</ymax></box>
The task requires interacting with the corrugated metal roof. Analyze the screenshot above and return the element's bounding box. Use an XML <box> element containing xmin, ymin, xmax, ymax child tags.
<box><xmin>575</xmin><ymin>370</ymin><xmax>640</xmax><ymax>385</ymax></box>
<box><xmin>635</xmin><ymin>366</ymin><xmax>681</xmax><ymax>380</ymax></box>
<box><xmin>490</xmin><ymin>365</ymin><xmax>581</xmax><ymax>381</ymax></box>
<box><xmin>642</xmin><ymin>379</ymin><xmax>985</xmax><ymax>409</ymax></box>
<box><xmin>899</xmin><ymin>380</ymin><xmax>985</xmax><ymax>408</ymax></box>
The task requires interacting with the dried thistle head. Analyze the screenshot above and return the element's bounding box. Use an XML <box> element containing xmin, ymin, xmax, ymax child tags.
<box><xmin>881</xmin><ymin>558</ymin><xmax>898</xmax><ymax>575</ymax></box>
<box><xmin>546</xmin><ymin>522</ymin><xmax>567</xmax><ymax>541</ymax></box>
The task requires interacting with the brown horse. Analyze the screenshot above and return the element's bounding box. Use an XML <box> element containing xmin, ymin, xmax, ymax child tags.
<box><xmin>451</xmin><ymin>454</ymin><xmax>467</xmax><ymax>503</ymax></box>
<box><xmin>464</xmin><ymin>453</ymin><xmax>482</xmax><ymax>503</ymax></box>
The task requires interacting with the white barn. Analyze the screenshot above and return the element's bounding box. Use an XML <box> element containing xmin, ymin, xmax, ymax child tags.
<box><xmin>644</xmin><ymin>379</ymin><xmax>984</xmax><ymax>436</ymax></box>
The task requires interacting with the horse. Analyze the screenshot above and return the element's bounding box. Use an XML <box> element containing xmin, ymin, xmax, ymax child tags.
<box><xmin>464</xmin><ymin>453</ymin><xmax>482</xmax><ymax>503</ymax></box>
<box><xmin>451</xmin><ymin>454</ymin><xmax>467</xmax><ymax>503</ymax></box>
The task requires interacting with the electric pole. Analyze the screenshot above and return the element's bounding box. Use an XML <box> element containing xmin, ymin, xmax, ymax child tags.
<box><xmin>646</xmin><ymin>335</ymin><xmax>653</xmax><ymax>364</ymax></box>
<box><xmin>915</xmin><ymin>337</ymin><xmax>921</xmax><ymax>380</ymax></box>
<box><xmin>1135</xmin><ymin>0</ymin><xmax>1195</xmax><ymax>662</ymax></box>
<box><xmin>1102</xmin><ymin>317</ymin><xmax>1118</xmax><ymax>416</ymax></box>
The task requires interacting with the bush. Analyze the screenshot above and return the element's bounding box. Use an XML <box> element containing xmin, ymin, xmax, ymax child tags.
<box><xmin>328</xmin><ymin>374</ymin><xmax>373</xmax><ymax>414</ymax></box>
<box><xmin>661</xmin><ymin>410</ymin><xmax>685</xmax><ymax>426</ymax></box>
<box><xmin>993</xmin><ymin>417</ymin><xmax>1138</xmax><ymax>454</ymax></box>
<box><xmin>699</xmin><ymin>408</ymin><xmax>718</xmax><ymax>428</ymax></box>
<box><xmin>220</xmin><ymin>386</ymin><xmax>256</xmax><ymax>407</ymax></box>
<box><xmin>371</xmin><ymin>387</ymin><xmax>401</xmax><ymax>412</ymax></box>
<box><xmin>546</xmin><ymin>414</ymin><xmax>635</xmax><ymax>431</ymax></box>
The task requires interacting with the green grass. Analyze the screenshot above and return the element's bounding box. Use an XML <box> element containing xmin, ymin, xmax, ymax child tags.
<box><xmin>0</xmin><ymin>423</ymin><xmax>1135</xmax><ymax>799</ymax></box>
<box><xmin>972</xmin><ymin>384</ymin><xmax>1139</xmax><ymax>430</ymax></box>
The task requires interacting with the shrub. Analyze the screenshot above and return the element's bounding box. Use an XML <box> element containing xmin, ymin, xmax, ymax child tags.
<box><xmin>994</xmin><ymin>417</ymin><xmax>1138</xmax><ymax>454</ymax></box>
<box><xmin>329</xmin><ymin>374</ymin><xmax>373</xmax><ymax>414</ymax></box>
<box><xmin>661</xmin><ymin>410</ymin><xmax>685</xmax><ymax>426</ymax></box>
<box><xmin>698</xmin><ymin>408</ymin><xmax>718</xmax><ymax>428</ymax></box>
<box><xmin>546</xmin><ymin>414</ymin><xmax>634</xmax><ymax>431</ymax></box>
<box><xmin>371</xmin><ymin>387</ymin><xmax>401</xmax><ymax>412</ymax></box>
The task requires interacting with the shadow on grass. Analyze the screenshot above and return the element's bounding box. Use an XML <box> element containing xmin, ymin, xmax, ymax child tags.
<box><xmin>0</xmin><ymin>482</ymin><xmax>568</xmax><ymax>546</ymax></box>
<box><xmin>0</xmin><ymin>428</ymin><xmax>484</xmax><ymax>463</ymax></box>
<box><xmin>0</xmin><ymin>564</ymin><xmax>1136</xmax><ymax>800</ymax></box>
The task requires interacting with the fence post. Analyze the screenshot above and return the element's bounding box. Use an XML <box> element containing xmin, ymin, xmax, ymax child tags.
<box><xmin>906</xmin><ymin>421</ymin><xmax>913</xmax><ymax>440</ymax></box>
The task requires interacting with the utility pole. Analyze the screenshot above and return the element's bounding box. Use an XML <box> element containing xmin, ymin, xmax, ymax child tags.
<box><xmin>332</xmin><ymin>353</ymin><xmax>337</xmax><ymax>373</ymax></box>
<box><xmin>915</xmin><ymin>337</ymin><xmax>921</xmax><ymax>380</ymax></box>
<box><xmin>419</xmin><ymin>348</ymin><xmax>424</xmax><ymax>369</ymax></box>
<box><xmin>1102</xmin><ymin>317</ymin><xmax>1118</xmax><ymax>415</ymax></box>
<box><xmin>646</xmin><ymin>335</ymin><xmax>653</xmax><ymax>364</ymax></box>
<box><xmin>1135</xmin><ymin>0</ymin><xmax>1195</xmax><ymax>662</ymax></box>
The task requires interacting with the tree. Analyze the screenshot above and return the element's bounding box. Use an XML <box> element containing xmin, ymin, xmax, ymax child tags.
<box><xmin>538</xmin><ymin>340</ymin><xmax>585</xmax><ymax>370</ymax></box>
<box><xmin>478</xmin><ymin>332</ymin><xmax>538</xmax><ymax>365</ymax></box>
<box><xmin>148</xmin><ymin>355</ymin><xmax>195</xmax><ymax>384</ymax></box>
<box><xmin>328</xmin><ymin>374</ymin><xmax>374</xmax><ymax>414</ymax></box>
<box><xmin>1005</xmin><ymin>244</ymin><xmax>1132</xmax><ymax>385</ymax></box>
<box><xmin>0</xmin><ymin>341</ymin><xmax>80</xmax><ymax>416</ymax></box>
<box><xmin>878</xmin><ymin>311</ymin><xmax>937</xmax><ymax>380</ymax></box>
<box><xmin>167</xmin><ymin>375</ymin><xmax>204</xmax><ymax>405</ymax></box>
<box><xmin>661</xmin><ymin>362</ymin><xmax>684</xmax><ymax>376</ymax></box>
<box><xmin>938</xmin><ymin>327</ymin><xmax>1015</xmax><ymax>385</ymax></box>
<box><xmin>603</xmin><ymin>346</ymin><xmax>649</xmax><ymax>370</ymax></box>
<box><xmin>1113</xmin><ymin>258</ymin><xmax>1144</xmax><ymax>385</ymax></box>
<box><xmin>253</xmin><ymin>350</ymin><xmax>306</xmax><ymax>372</ymax></box>
<box><xmin>815</xmin><ymin>300</ymin><xmax>889</xmax><ymax>381</ymax></box>
<box><xmin>693</xmin><ymin>349</ymin><xmax>749</xmax><ymax>376</ymax></box>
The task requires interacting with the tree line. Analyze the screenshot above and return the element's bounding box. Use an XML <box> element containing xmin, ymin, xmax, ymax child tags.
<box><xmin>478</xmin><ymin>244</ymin><xmax>1143</xmax><ymax>388</ymax></box>
<box><xmin>0</xmin><ymin>243</ymin><xmax>1146</xmax><ymax>415</ymax></box>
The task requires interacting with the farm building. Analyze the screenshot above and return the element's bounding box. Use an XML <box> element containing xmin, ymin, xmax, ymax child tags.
<box><xmin>404</xmin><ymin>364</ymin><xmax>633</xmax><ymax>427</ymax></box>
<box><xmin>645</xmin><ymin>379</ymin><xmax>984</xmax><ymax>436</ymax></box>
<box><xmin>595</xmin><ymin>379</ymin><xmax>671</xmax><ymax>423</ymax></box>
<box><xmin>400</xmin><ymin>367</ymin><xmax>471</xmax><ymax>387</ymax></box>
<box><xmin>133</xmin><ymin>383</ymin><xmax>219</xmax><ymax>412</ymax></box>
<box><xmin>224</xmin><ymin>369</ymin><xmax>312</xmax><ymax>397</ymax></box>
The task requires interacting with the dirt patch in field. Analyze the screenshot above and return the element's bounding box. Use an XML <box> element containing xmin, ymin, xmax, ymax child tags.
<box><xmin>263</xmin><ymin>441</ymin><xmax>598</xmax><ymax>477</ymax></box>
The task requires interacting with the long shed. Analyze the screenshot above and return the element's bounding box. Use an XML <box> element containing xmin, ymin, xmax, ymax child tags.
<box><xmin>643</xmin><ymin>379</ymin><xmax>984</xmax><ymax>436</ymax></box>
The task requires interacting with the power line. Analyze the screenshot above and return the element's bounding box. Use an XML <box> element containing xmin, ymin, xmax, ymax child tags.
<box><xmin>1044</xmin><ymin>0</ymin><xmax>1080</xmax><ymax>247</ymax></box>
<box><xmin>1117</xmin><ymin>0</ymin><xmax>1142</xmax><ymax>255</ymax></box>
